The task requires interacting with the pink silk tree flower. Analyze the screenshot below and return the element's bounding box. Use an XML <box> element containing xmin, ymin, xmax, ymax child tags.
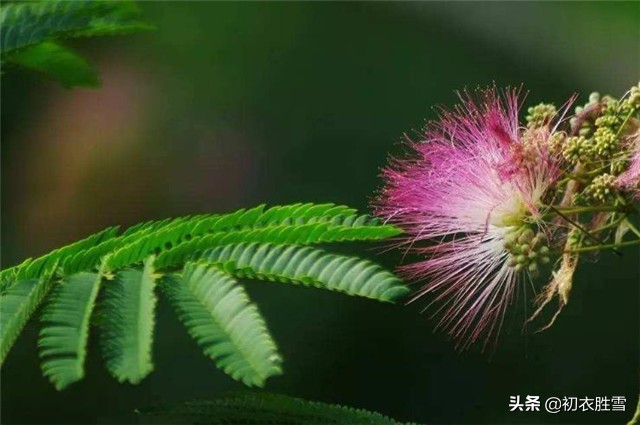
<box><xmin>375</xmin><ymin>88</ymin><xmax>561</xmax><ymax>350</ymax></box>
<box><xmin>617</xmin><ymin>130</ymin><xmax>640</xmax><ymax>197</ymax></box>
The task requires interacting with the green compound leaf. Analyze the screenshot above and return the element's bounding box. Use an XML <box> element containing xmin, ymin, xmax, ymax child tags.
<box><xmin>10</xmin><ymin>41</ymin><xmax>99</xmax><ymax>88</ymax></box>
<box><xmin>62</xmin><ymin>218</ymin><xmax>181</xmax><ymax>276</ymax></box>
<box><xmin>100</xmin><ymin>257</ymin><xmax>157</xmax><ymax>384</ymax></box>
<box><xmin>0</xmin><ymin>204</ymin><xmax>399</xmax><ymax>282</ymax></box>
<box><xmin>0</xmin><ymin>277</ymin><xmax>55</xmax><ymax>366</ymax></box>
<box><xmin>154</xmin><ymin>219</ymin><xmax>400</xmax><ymax>269</ymax></box>
<box><xmin>1</xmin><ymin>0</ymin><xmax>151</xmax><ymax>88</ymax></box>
<box><xmin>39</xmin><ymin>272</ymin><xmax>102</xmax><ymax>390</ymax></box>
<box><xmin>60</xmin><ymin>203</ymin><xmax>343</xmax><ymax>274</ymax></box>
<box><xmin>103</xmin><ymin>204</ymin><xmax>396</xmax><ymax>272</ymax></box>
<box><xmin>0</xmin><ymin>0</ymin><xmax>150</xmax><ymax>55</ymax></box>
<box><xmin>161</xmin><ymin>263</ymin><xmax>282</xmax><ymax>387</ymax></box>
<box><xmin>193</xmin><ymin>243</ymin><xmax>409</xmax><ymax>303</ymax></box>
<box><xmin>137</xmin><ymin>392</ymin><xmax>422</xmax><ymax>425</ymax></box>
<box><xmin>0</xmin><ymin>204</ymin><xmax>404</xmax><ymax>390</ymax></box>
<box><xmin>0</xmin><ymin>226</ymin><xmax>118</xmax><ymax>292</ymax></box>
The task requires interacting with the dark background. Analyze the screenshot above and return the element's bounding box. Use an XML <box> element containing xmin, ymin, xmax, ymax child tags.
<box><xmin>1</xmin><ymin>2</ymin><xmax>639</xmax><ymax>424</ymax></box>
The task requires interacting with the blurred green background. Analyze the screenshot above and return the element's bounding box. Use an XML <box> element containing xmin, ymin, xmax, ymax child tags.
<box><xmin>1</xmin><ymin>2</ymin><xmax>639</xmax><ymax>424</ymax></box>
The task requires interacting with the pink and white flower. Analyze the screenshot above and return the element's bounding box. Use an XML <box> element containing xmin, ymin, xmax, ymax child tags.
<box><xmin>375</xmin><ymin>88</ymin><xmax>561</xmax><ymax>349</ymax></box>
<box><xmin>617</xmin><ymin>130</ymin><xmax>640</xmax><ymax>197</ymax></box>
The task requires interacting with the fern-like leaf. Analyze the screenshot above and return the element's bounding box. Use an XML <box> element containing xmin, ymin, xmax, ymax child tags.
<box><xmin>137</xmin><ymin>392</ymin><xmax>421</xmax><ymax>425</ymax></box>
<box><xmin>0</xmin><ymin>203</ymin><xmax>405</xmax><ymax>390</ymax></box>
<box><xmin>60</xmin><ymin>205</ymin><xmax>269</xmax><ymax>274</ymax></box>
<box><xmin>0</xmin><ymin>226</ymin><xmax>118</xmax><ymax>291</ymax></box>
<box><xmin>108</xmin><ymin>212</ymin><xmax>398</xmax><ymax>271</ymax></box>
<box><xmin>0</xmin><ymin>0</ymin><xmax>150</xmax><ymax>55</ymax></box>
<box><xmin>9</xmin><ymin>41</ymin><xmax>99</xmax><ymax>88</ymax></box>
<box><xmin>39</xmin><ymin>272</ymin><xmax>102</xmax><ymax>390</ymax></box>
<box><xmin>100</xmin><ymin>257</ymin><xmax>157</xmax><ymax>384</ymax></box>
<box><xmin>61</xmin><ymin>218</ymin><xmax>179</xmax><ymax>275</ymax></box>
<box><xmin>190</xmin><ymin>243</ymin><xmax>409</xmax><ymax>303</ymax></box>
<box><xmin>0</xmin><ymin>277</ymin><xmax>54</xmax><ymax>365</ymax></box>
<box><xmin>154</xmin><ymin>219</ymin><xmax>400</xmax><ymax>269</ymax></box>
<box><xmin>1</xmin><ymin>204</ymin><xmax>399</xmax><ymax>281</ymax></box>
<box><xmin>160</xmin><ymin>263</ymin><xmax>282</xmax><ymax>387</ymax></box>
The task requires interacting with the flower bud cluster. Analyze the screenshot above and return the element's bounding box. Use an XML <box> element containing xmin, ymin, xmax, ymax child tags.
<box><xmin>602</xmin><ymin>87</ymin><xmax>640</xmax><ymax>118</ymax></box>
<box><xmin>594</xmin><ymin>114</ymin><xmax>620</xmax><ymax>128</ymax></box>
<box><xmin>629</xmin><ymin>84</ymin><xmax>640</xmax><ymax>107</ymax></box>
<box><xmin>547</xmin><ymin>131</ymin><xmax>566</xmax><ymax>153</ymax></box>
<box><xmin>561</xmin><ymin>135</ymin><xmax>593</xmax><ymax>162</ymax></box>
<box><xmin>570</xmin><ymin>92</ymin><xmax>606</xmax><ymax>136</ymax></box>
<box><xmin>592</xmin><ymin>126</ymin><xmax>618</xmax><ymax>158</ymax></box>
<box><xmin>582</xmin><ymin>173</ymin><xmax>617</xmax><ymax>204</ymax></box>
<box><xmin>552</xmin><ymin>85</ymin><xmax>640</xmax><ymax>209</ymax></box>
<box><xmin>526</xmin><ymin>103</ymin><xmax>557</xmax><ymax>128</ymax></box>
<box><xmin>561</xmin><ymin>95</ymin><xmax>627</xmax><ymax>164</ymax></box>
<box><xmin>504</xmin><ymin>227</ymin><xmax>550</xmax><ymax>277</ymax></box>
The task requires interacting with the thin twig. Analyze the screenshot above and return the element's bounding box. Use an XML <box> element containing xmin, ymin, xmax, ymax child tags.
<box><xmin>549</xmin><ymin>205</ymin><xmax>623</xmax><ymax>256</ymax></box>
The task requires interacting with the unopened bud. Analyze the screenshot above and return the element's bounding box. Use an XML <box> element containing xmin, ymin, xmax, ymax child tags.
<box><xmin>518</xmin><ymin>229</ymin><xmax>534</xmax><ymax>244</ymax></box>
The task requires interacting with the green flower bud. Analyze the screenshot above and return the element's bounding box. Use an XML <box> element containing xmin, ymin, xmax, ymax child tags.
<box><xmin>526</xmin><ymin>103</ymin><xmax>557</xmax><ymax>128</ymax></box>
<box><xmin>562</xmin><ymin>136</ymin><xmax>594</xmax><ymax>162</ymax></box>
<box><xmin>531</xmin><ymin>234</ymin><xmax>545</xmax><ymax>248</ymax></box>
<box><xmin>583</xmin><ymin>173</ymin><xmax>617</xmax><ymax>203</ymax></box>
<box><xmin>517</xmin><ymin>228</ymin><xmax>535</xmax><ymax>244</ymax></box>
<box><xmin>593</xmin><ymin>127</ymin><xmax>618</xmax><ymax>157</ymax></box>
<box><xmin>548</xmin><ymin>132</ymin><xmax>566</xmax><ymax>153</ymax></box>
<box><xmin>594</xmin><ymin>115</ymin><xmax>620</xmax><ymax>128</ymax></box>
<box><xmin>627</xmin><ymin>83</ymin><xmax>640</xmax><ymax>108</ymax></box>
<box><xmin>504</xmin><ymin>231</ymin><xmax>519</xmax><ymax>245</ymax></box>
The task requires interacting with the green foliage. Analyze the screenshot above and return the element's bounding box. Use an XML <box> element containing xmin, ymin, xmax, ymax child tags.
<box><xmin>161</xmin><ymin>263</ymin><xmax>282</xmax><ymax>387</ymax></box>
<box><xmin>101</xmin><ymin>257</ymin><xmax>157</xmax><ymax>384</ymax></box>
<box><xmin>0</xmin><ymin>0</ymin><xmax>150</xmax><ymax>87</ymax></box>
<box><xmin>1</xmin><ymin>203</ymin><xmax>399</xmax><ymax>284</ymax></box>
<box><xmin>153</xmin><ymin>218</ymin><xmax>399</xmax><ymax>269</ymax></box>
<box><xmin>0</xmin><ymin>0</ymin><xmax>150</xmax><ymax>53</ymax></box>
<box><xmin>104</xmin><ymin>204</ymin><xmax>390</xmax><ymax>271</ymax></box>
<box><xmin>0</xmin><ymin>277</ymin><xmax>54</xmax><ymax>365</ymax></box>
<box><xmin>39</xmin><ymin>272</ymin><xmax>103</xmax><ymax>390</ymax></box>
<box><xmin>194</xmin><ymin>243</ymin><xmax>409</xmax><ymax>302</ymax></box>
<box><xmin>0</xmin><ymin>226</ymin><xmax>118</xmax><ymax>290</ymax></box>
<box><xmin>138</xmin><ymin>392</ymin><xmax>423</xmax><ymax>425</ymax></box>
<box><xmin>9</xmin><ymin>41</ymin><xmax>99</xmax><ymax>88</ymax></box>
<box><xmin>0</xmin><ymin>203</ymin><xmax>406</xmax><ymax>390</ymax></box>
